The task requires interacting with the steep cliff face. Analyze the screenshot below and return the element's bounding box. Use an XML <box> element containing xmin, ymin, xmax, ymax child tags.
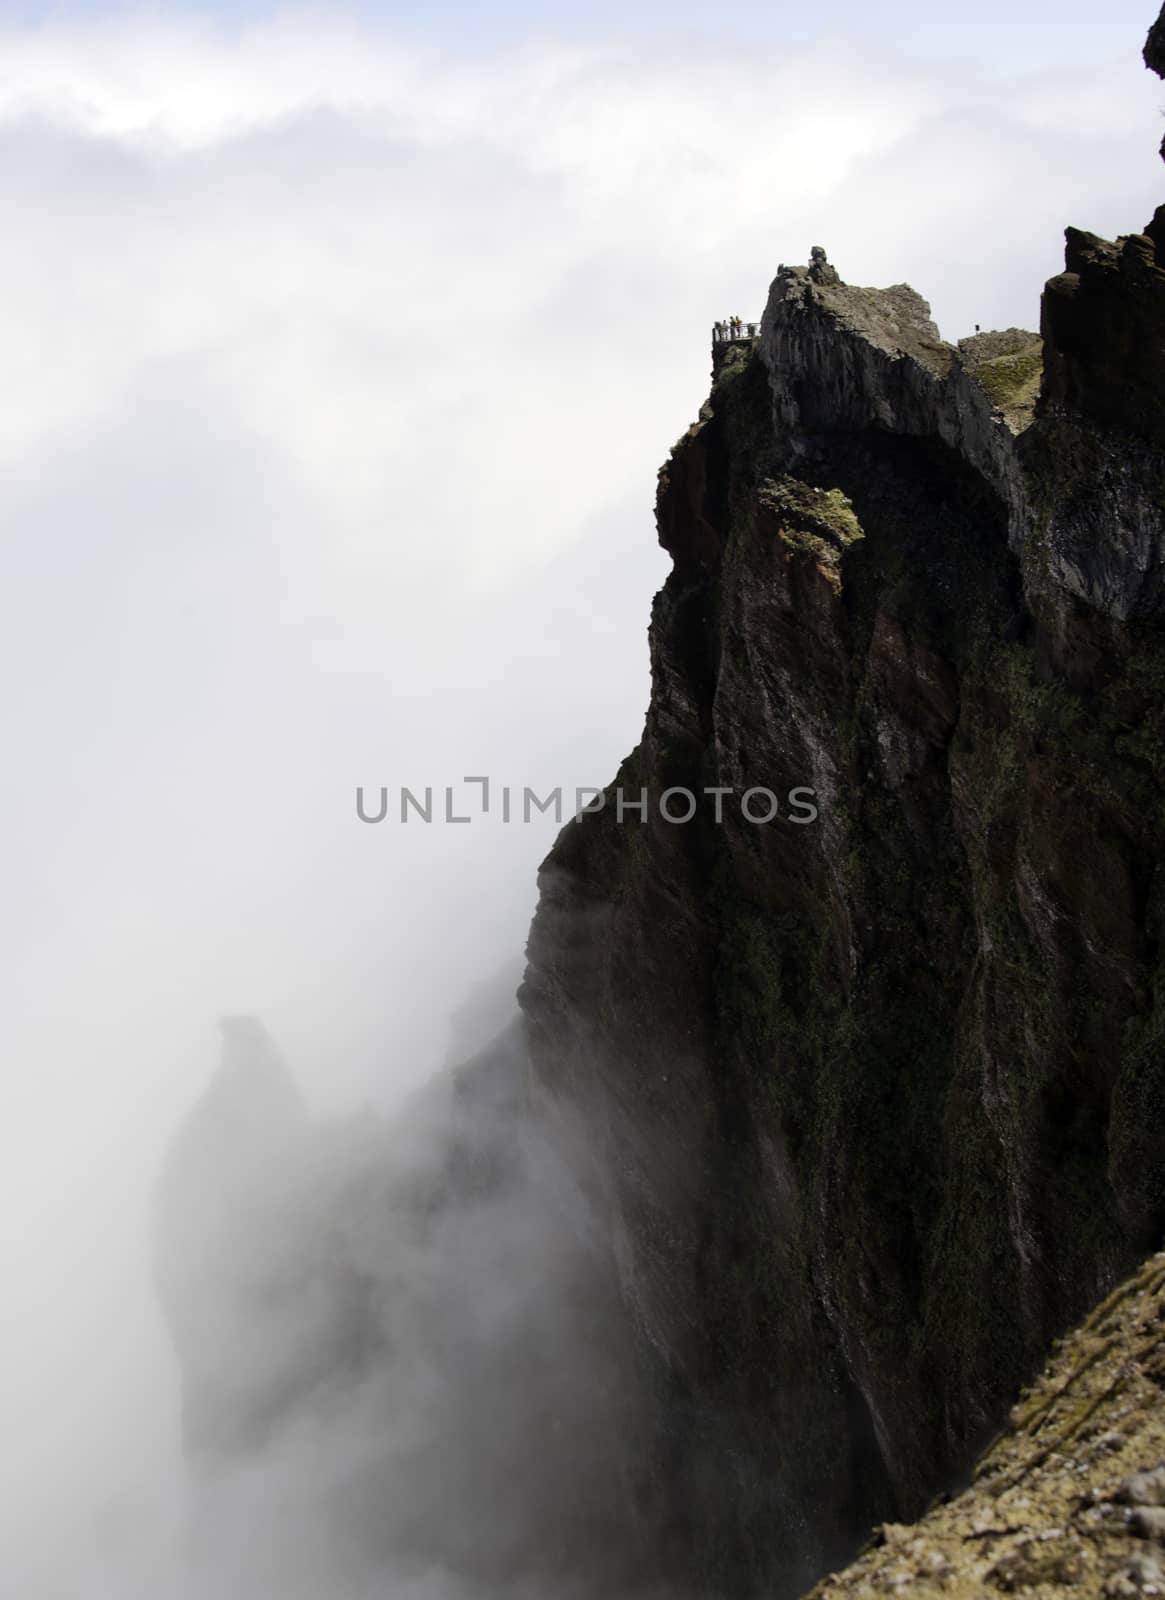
<box><xmin>519</xmin><ymin>9</ymin><xmax>1165</xmax><ymax>1593</ymax></box>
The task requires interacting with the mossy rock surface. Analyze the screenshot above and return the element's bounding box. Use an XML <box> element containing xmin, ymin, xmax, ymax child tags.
<box><xmin>804</xmin><ymin>1252</ymin><xmax>1165</xmax><ymax>1600</ymax></box>
<box><xmin>958</xmin><ymin>330</ymin><xmax>1044</xmax><ymax>430</ymax></box>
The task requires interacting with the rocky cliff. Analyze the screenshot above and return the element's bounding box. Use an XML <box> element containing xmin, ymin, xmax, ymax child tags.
<box><xmin>518</xmin><ymin>6</ymin><xmax>1165</xmax><ymax>1593</ymax></box>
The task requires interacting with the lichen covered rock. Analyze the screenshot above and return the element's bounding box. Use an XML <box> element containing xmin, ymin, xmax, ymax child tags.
<box><xmin>804</xmin><ymin>1252</ymin><xmax>1165</xmax><ymax>1600</ymax></box>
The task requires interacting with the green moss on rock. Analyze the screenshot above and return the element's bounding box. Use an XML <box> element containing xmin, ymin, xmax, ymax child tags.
<box><xmin>756</xmin><ymin>478</ymin><xmax>864</xmax><ymax>564</ymax></box>
<box><xmin>959</xmin><ymin>333</ymin><xmax>1044</xmax><ymax>429</ymax></box>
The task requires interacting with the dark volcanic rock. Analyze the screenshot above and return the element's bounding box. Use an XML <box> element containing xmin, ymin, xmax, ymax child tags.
<box><xmin>1145</xmin><ymin>3</ymin><xmax>1165</xmax><ymax>86</ymax></box>
<box><xmin>1040</xmin><ymin>225</ymin><xmax>1165</xmax><ymax>449</ymax></box>
<box><xmin>522</xmin><ymin>205</ymin><xmax>1165</xmax><ymax>1597</ymax></box>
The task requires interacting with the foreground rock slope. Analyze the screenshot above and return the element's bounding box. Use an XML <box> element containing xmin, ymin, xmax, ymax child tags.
<box><xmin>806</xmin><ymin>1251</ymin><xmax>1165</xmax><ymax>1599</ymax></box>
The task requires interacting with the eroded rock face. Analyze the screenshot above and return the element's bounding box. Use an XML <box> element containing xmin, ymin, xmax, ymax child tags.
<box><xmin>1041</xmin><ymin>225</ymin><xmax>1165</xmax><ymax>447</ymax></box>
<box><xmin>1024</xmin><ymin>4</ymin><xmax>1165</xmax><ymax>618</ymax></box>
<box><xmin>521</xmin><ymin>65</ymin><xmax>1165</xmax><ymax>1595</ymax></box>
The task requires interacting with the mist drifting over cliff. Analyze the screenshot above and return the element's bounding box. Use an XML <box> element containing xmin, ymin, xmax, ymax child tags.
<box><xmin>147</xmin><ymin>1017</ymin><xmax>690</xmax><ymax>1600</ymax></box>
<box><xmin>3</xmin><ymin>4</ymin><xmax>1165</xmax><ymax>1596</ymax></box>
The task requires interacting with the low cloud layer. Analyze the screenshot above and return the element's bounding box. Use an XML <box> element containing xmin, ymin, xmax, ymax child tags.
<box><xmin>0</xmin><ymin>11</ymin><xmax>1161</xmax><ymax>1594</ymax></box>
<box><xmin>148</xmin><ymin>1017</ymin><xmax>690</xmax><ymax>1600</ymax></box>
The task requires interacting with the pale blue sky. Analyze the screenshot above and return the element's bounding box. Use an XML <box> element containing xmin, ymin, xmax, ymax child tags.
<box><xmin>1</xmin><ymin>0</ymin><xmax>1158</xmax><ymax>73</ymax></box>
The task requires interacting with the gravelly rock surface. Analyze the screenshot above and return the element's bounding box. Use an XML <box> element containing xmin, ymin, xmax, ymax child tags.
<box><xmin>806</xmin><ymin>1253</ymin><xmax>1165</xmax><ymax>1599</ymax></box>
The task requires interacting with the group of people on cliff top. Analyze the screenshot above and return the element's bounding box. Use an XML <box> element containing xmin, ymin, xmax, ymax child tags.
<box><xmin>713</xmin><ymin>316</ymin><xmax>758</xmax><ymax>342</ymax></box>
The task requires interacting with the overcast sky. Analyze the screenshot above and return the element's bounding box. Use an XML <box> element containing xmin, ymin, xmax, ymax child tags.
<box><xmin>0</xmin><ymin>1</ymin><xmax>1162</xmax><ymax>1592</ymax></box>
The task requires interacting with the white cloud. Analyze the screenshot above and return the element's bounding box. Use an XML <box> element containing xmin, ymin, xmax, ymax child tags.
<box><xmin>0</xmin><ymin>11</ymin><xmax>1160</xmax><ymax>1592</ymax></box>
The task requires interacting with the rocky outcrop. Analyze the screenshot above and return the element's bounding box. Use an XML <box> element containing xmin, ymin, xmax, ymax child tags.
<box><xmin>805</xmin><ymin>1251</ymin><xmax>1165</xmax><ymax>1600</ymax></box>
<box><xmin>1040</xmin><ymin>225</ymin><xmax>1165</xmax><ymax>448</ymax></box>
<box><xmin>1029</xmin><ymin>3</ymin><xmax>1165</xmax><ymax>617</ymax></box>
<box><xmin>152</xmin><ymin>1017</ymin><xmax>320</xmax><ymax>1466</ymax></box>
<box><xmin>519</xmin><ymin>18</ymin><xmax>1165</xmax><ymax>1595</ymax></box>
<box><xmin>1036</xmin><ymin>212</ymin><xmax>1165</xmax><ymax>619</ymax></box>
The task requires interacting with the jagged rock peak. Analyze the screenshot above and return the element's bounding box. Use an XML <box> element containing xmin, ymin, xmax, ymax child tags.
<box><xmin>808</xmin><ymin>244</ymin><xmax>841</xmax><ymax>286</ymax></box>
<box><xmin>764</xmin><ymin>253</ymin><xmax>951</xmax><ymax>378</ymax></box>
<box><xmin>191</xmin><ymin>1013</ymin><xmax>306</xmax><ymax>1148</ymax></box>
<box><xmin>1041</xmin><ymin>222</ymin><xmax>1165</xmax><ymax>449</ymax></box>
<box><xmin>760</xmin><ymin>253</ymin><xmax>1040</xmax><ymax>434</ymax></box>
<box><xmin>756</xmin><ymin>255</ymin><xmax>1039</xmax><ymax>527</ymax></box>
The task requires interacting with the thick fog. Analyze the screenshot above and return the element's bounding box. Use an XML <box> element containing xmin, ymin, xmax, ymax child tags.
<box><xmin>0</xmin><ymin>9</ymin><xmax>1161</xmax><ymax>1596</ymax></box>
<box><xmin>147</xmin><ymin>1015</ymin><xmax>690</xmax><ymax>1600</ymax></box>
